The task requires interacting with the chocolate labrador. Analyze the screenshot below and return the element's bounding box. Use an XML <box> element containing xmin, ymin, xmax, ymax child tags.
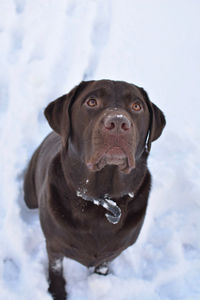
<box><xmin>24</xmin><ymin>80</ymin><xmax>165</xmax><ymax>299</ymax></box>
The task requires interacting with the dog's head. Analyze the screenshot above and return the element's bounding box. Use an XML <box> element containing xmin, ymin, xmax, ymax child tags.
<box><xmin>45</xmin><ymin>80</ymin><xmax>165</xmax><ymax>174</ymax></box>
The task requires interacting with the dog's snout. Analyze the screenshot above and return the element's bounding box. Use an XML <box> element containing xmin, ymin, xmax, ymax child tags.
<box><xmin>104</xmin><ymin>114</ymin><xmax>131</xmax><ymax>133</ymax></box>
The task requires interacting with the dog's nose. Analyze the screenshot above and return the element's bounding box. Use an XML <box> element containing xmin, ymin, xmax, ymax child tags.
<box><xmin>104</xmin><ymin>114</ymin><xmax>131</xmax><ymax>133</ymax></box>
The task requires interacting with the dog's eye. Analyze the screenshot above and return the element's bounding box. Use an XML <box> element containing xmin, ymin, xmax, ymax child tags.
<box><xmin>86</xmin><ymin>98</ymin><xmax>98</xmax><ymax>107</ymax></box>
<box><xmin>131</xmin><ymin>102</ymin><xmax>142</xmax><ymax>112</ymax></box>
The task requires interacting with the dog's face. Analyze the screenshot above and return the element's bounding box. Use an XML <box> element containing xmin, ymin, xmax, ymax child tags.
<box><xmin>70</xmin><ymin>80</ymin><xmax>150</xmax><ymax>174</ymax></box>
<box><xmin>45</xmin><ymin>80</ymin><xmax>166</xmax><ymax>174</ymax></box>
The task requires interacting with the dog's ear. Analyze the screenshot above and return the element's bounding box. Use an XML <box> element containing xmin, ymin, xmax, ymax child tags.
<box><xmin>139</xmin><ymin>88</ymin><xmax>166</xmax><ymax>152</ymax></box>
<box><xmin>44</xmin><ymin>81</ymin><xmax>90</xmax><ymax>145</ymax></box>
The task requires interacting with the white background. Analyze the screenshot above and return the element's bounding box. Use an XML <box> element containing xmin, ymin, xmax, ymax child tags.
<box><xmin>0</xmin><ymin>0</ymin><xmax>200</xmax><ymax>299</ymax></box>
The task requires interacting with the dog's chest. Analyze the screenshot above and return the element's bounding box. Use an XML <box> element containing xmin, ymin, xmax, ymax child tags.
<box><xmin>46</xmin><ymin>191</ymin><xmax>145</xmax><ymax>267</ymax></box>
<box><xmin>61</xmin><ymin>207</ymin><xmax>141</xmax><ymax>267</ymax></box>
<box><xmin>62</xmin><ymin>231</ymin><xmax>128</xmax><ymax>267</ymax></box>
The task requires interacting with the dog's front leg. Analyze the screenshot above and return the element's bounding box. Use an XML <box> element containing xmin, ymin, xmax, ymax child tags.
<box><xmin>47</xmin><ymin>247</ymin><xmax>67</xmax><ymax>300</ymax></box>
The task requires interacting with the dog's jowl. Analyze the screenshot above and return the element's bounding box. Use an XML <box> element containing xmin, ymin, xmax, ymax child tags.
<box><xmin>24</xmin><ymin>80</ymin><xmax>166</xmax><ymax>300</ymax></box>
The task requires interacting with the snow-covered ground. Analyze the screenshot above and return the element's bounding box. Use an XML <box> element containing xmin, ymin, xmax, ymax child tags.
<box><xmin>0</xmin><ymin>0</ymin><xmax>200</xmax><ymax>299</ymax></box>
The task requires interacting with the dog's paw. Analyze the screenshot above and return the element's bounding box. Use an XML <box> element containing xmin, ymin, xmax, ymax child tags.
<box><xmin>94</xmin><ymin>262</ymin><xmax>109</xmax><ymax>275</ymax></box>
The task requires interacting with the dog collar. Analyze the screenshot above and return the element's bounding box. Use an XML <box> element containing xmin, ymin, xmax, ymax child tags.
<box><xmin>76</xmin><ymin>190</ymin><xmax>122</xmax><ymax>224</ymax></box>
<box><xmin>93</xmin><ymin>198</ymin><xmax>121</xmax><ymax>225</ymax></box>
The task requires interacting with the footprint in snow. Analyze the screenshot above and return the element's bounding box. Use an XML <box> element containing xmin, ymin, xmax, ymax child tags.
<box><xmin>3</xmin><ymin>258</ymin><xmax>20</xmax><ymax>286</ymax></box>
<box><xmin>83</xmin><ymin>0</ymin><xmax>112</xmax><ymax>80</ymax></box>
<box><xmin>15</xmin><ymin>0</ymin><xmax>26</xmax><ymax>14</ymax></box>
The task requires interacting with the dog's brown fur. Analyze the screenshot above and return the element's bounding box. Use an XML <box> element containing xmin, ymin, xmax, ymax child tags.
<box><xmin>24</xmin><ymin>80</ymin><xmax>165</xmax><ymax>299</ymax></box>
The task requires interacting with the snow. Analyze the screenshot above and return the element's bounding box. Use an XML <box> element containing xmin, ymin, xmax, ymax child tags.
<box><xmin>128</xmin><ymin>192</ymin><xmax>134</xmax><ymax>198</ymax></box>
<box><xmin>0</xmin><ymin>0</ymin><xmax>200</xmax><ymax>299</ymax></box>
<box><xmin>52</xmin><ymin>259</ymin><xmax>63</xmax><ymax>273</ymax></box>
<box><xmin>93</xmin><ymin>199</ymin><xmax>100</xmax><ymax>206</ymax></box>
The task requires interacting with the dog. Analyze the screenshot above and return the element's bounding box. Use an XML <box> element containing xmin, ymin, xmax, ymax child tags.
<box><xmin>24</xmin><ymin>80</ymin><xmax>166</xmax><ymax>299</ymax></box>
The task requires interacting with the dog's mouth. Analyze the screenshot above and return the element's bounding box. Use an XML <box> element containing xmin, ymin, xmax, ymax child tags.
<box><xmin>87</xmin><ymin>146</ymin><xmax>135</xmax><ymax>174</ymax></box>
